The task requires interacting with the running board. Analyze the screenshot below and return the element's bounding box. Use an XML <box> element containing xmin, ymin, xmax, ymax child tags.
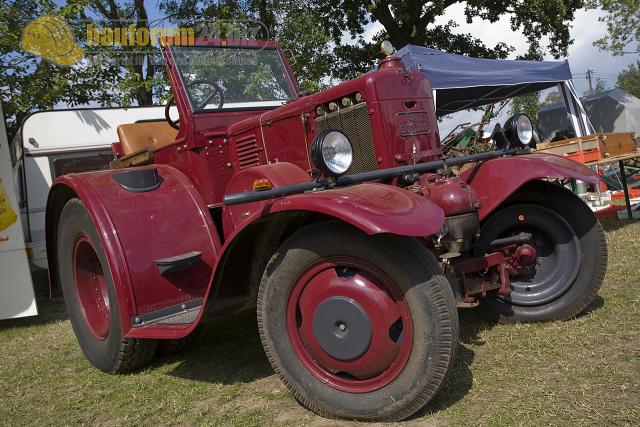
<box><xmin>131</xmin><ymin>298</ymin><xmax>203</xmax><ymax>327</ymax></box>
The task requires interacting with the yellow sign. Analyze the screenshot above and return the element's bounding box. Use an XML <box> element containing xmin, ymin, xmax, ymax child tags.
<box><xmin>21</xmin><ymin>15</ymin><xmax>84</xmax><ymax>66</ymax></box>
<box><xmin>0</xmin><ymin>178</ymin><xmax>18</xmax><ymax>241</ymax></box>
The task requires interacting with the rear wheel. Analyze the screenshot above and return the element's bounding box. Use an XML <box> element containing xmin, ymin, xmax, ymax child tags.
<box><xmin>257</xmin><ymin>222</ymin><xmax>458</xmax><ymax>421</ymax></box>
<box><xmin>476</xmin><ymin>185</ymin><xmax>607</xmax><ymax>323</ymax></box>
<box><xmin>58</xmin><ymin>199</ymin><xmax>157</xmax><ymax>373</ymax></box>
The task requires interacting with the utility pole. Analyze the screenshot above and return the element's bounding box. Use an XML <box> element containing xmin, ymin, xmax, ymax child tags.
<box><xmin>586</xmin><ymin>69</ymin><xmax>594</xmax><ymax>94</ymax></box>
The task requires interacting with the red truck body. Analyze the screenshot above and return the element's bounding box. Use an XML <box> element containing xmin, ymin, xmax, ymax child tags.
<box><xmin>44</xmin><ymin>39</ymin><xmax>606</xmax><ymax>421</ymax></box>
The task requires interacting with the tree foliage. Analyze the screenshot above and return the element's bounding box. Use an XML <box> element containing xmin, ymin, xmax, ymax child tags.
<box><xmin>541</xmin><ymin>90</ymin><xmax>563</xmax><ymax>106</ymax></box>
<box><xmin>0</xmin><ymin>0</ymin><xmax>596</xmax><ymax>142</ymax></box>
<box><xmin>0</xmin><ymin>0</ymin><xmax>122</xmax><ymax>141</ymax></box>
<box><xmin>509</xmin><ymin>93</ymin><xmax>542</xmax><ymax>125</ymax></box>
<box><xmin>587</xmin><ymin>0</ymin><xmax>640</xmax><ymax>55</ymax></box>
<box><xmin>584</xmin><ymin>77</ymin><xmax>607</xmax><ymax>96</ymax></box>
<box><xmin>316</xmin><ymin>0</ymin><xmax>584</xmax><ymax>79</ymax></box>
<box><xmin>159</xmin><ymin>0</ymin><xmax>333</xmax><ymax>92</ymax></box>
<box><xmin>63</xmin><ymin>0</ymin><xmax>168</xmax><ymax>106</ymax></box>
<box><xmin>617</xmin><ymin>60</ymin><xmax>640</xmax><ymax>98</ymax></box>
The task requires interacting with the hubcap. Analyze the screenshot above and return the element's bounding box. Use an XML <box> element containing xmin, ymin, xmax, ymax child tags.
<box><xmin>312</xmin><ymin>296</ymin><xmax>372</xmax><ymax>361</ymax></box>
<box><xmin>287</xmin><ymin>258</ymin><xmax>413</xmax><ymax>393</ymax></box>
<box><xmin>480</xmin><ymin>205</ymin><xmax>581</xmax><ymax>306</ymax></box>
<box><xmin>73</xmin><ymin>236</ymin><xmax>110</xmax><ymax>340</ymax></box>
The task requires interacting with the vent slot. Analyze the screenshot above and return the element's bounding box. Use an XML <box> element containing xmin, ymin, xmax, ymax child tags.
<box><xmin>315</xmin><ymin>102</ymin><xmax>377</xmax><ymax>175</ymax></box>
<box><xmin>235</xmin><ymin>135</ymin><xmax>260</xmax><ymax>169</ymax></box>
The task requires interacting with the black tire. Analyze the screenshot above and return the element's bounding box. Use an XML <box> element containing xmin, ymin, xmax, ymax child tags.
<box><xmin>477</xmin><ymin>183</ymin><xmax>607</xmax><ymax>323</ymax></box>
<box><xmin>257</xmin><ymin>221</ymin><xmax>458</xmax><ymax>421</ymax></box>
<box><xmin>58</xmin><ymin>199</ymin><xmax>157</xmax><ymax>373</ymax></box>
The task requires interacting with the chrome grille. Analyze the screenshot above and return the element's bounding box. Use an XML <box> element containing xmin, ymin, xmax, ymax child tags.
<box><xmin>235</xmin><ymin>134</ymin><xmax>260</xmax><ymax>169</ymax></box>
<box><xmin>315</xmin><ymin>102</ymin><xmax>377</xmax><ymax>175</ymax></box>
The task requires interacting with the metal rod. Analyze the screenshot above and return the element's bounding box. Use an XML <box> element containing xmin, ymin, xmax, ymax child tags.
<box><xmin>620</xmin><ymin>160</ymin><xmax>634</xmax><ymax>220</ymax></box>
<box><xmin>223</xmin><ymin>148</ymin><xmax>518</xmax><ymax>206</ymax></box>
<box><xmin>489</xmin><ymin>232</ymin><xmax>533</xmax><ymax>248</ymax></box>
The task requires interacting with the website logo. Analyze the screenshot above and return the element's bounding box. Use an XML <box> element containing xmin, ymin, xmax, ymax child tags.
<box><xmin>21</xmin><ymin>15</ymin><xmax>84</xmax><ymax>66</ymax></box>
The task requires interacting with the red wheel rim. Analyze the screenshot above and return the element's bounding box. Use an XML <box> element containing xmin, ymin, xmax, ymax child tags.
<box><xmin>286</xmin><ymin>257</ymin><xmax>413</xmax><ymax>393</ymax></box>
<box><xmin>73</xmin><ymin>236</ymin><xmax>110</xmax><ymax>340</ymax></box>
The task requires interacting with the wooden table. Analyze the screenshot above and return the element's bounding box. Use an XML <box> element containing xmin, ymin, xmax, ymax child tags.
<box><xmin>586</xmin><ymin>151</ymin><xmax>640</xmax><ymax>220</ymax></box>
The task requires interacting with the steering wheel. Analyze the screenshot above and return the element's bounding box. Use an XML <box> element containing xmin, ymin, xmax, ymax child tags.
<box><xmin>165</xmin><ymin>79</ymin><xmax>225</xmax><ymax>130</ymax></box>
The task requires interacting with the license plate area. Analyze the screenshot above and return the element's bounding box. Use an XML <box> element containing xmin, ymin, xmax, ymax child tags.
<box><xmin>396</xmin><ymin>111</ymin><xmax>430</xmax><ymax>136</ymax></box>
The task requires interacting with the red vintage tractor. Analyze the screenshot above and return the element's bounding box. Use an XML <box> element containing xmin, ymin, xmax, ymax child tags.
<box><xmin>45</xmin><ymin>39</ymin><xmax>607</xmax><ymax>421</ymax></box>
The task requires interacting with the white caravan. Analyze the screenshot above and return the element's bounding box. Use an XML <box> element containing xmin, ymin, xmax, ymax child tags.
<box><xmin>1</xmin><ymin>102</ymin><xmax>37</xmax><ymax>319</ymax></box>
<box><xmin>11</xmin><ymin>105</ymin><xmax>175</xmax><ymax>270</ymax></box>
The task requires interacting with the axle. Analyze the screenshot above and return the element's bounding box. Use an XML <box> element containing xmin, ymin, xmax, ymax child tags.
<box><xmin>223</xmin><ymin>148</ymin><xmax>520</xmax><ymax>206</ymax></box>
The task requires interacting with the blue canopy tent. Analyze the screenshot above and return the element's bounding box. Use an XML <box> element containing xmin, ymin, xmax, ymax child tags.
<box><xmin>396</xmin><ymin>45</ymin><xmax>593</xmax><ymax>137</ymax></box>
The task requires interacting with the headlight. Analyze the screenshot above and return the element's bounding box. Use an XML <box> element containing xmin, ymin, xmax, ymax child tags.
<box><xmin>504</xmin><ymin>113</ymin><xmax>534</xmax><ymax>147</ymax></box>
<box><xmin>311</xmin><ymin>130</ymin><xmax>353</xmax><ymax>176</ymax></box>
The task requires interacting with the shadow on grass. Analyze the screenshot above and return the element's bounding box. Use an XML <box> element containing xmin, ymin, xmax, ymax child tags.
<box><xmin>0</xmin><ymin>297</ymin><xmax>67</xmax><ymax>331</ymax></box>
<box><xmin>409</xmin><ymin>309</ymin><xmax>494</xmax><ymax>419</ymax></box>
<box><xmin>161</xmin><ymin>310</ymin><xmax>273</xmax><ymax>385</ymax></box>
<box><xmin>601</xmin><ymin>219</ymin><xmax>639</xmax><ymax>232</ymax></box>
<box><xmin>162</xmin><ymin>307</ymin><xmax>496</xmax><ymax>397</ymax></box>
<box><xmin>160</xmin><ymin>307</ymin><xmax>501</xmax><ymax>407</ymax></box>
<box><xmin>576</xmin><ymin>294</ymin><xmax>605</xmax><ymax>318</ymax></box>
<box><xmin>0</xmin><ymin>267</ymin><xmax>68</xmax><ymax>330</ymax></box>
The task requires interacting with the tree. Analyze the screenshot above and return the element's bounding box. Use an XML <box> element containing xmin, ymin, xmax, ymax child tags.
<box><xmin>584</xmin><ymin>77</ymin><xmax>607</xmax><ymax>96</ymax></box>
<box><xmin>510</xmin><ymin>92</ymin><xmax>542</xmax><ymax>125</ymax></box>
<box><xmin>63</xmin><ymin>0</ymin><xmax>166</xmax><ymax>106</ymax></box>
<box><xmin>0</xmin><ymin>0</ymin><xmax>122</xmax><ymax>141</ymax></box>
<box><xmin>617</xmin><ymin>60</ymin><xmax>640</xmax><ymax>98</ymax></box>
<box><xmin>587</xmin><ymin>0</ymin><xmax>640</xmax><ymax>55</ymax></box>
<box><xmin>541</xmin><ymin>90</ymin><xmax>563</xmax><ymax>106</ymax></box>
<box><xmin>159</xmin><ymin>0</ymin><xmax>333</xmax><ymax>92</ymax></box>
<box><xmin>316</xmin><ymin>0</ymin><xmax>584</xmax><ymax>79</ymax></box>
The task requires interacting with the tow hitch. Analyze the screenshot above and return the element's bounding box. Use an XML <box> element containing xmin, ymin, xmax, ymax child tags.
<box><xmin>451</xmin><ymin>232</ymin><xmax>537</xmax><ymax>304</ymax></box>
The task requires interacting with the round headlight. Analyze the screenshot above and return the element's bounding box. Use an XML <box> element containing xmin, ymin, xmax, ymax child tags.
<box><xmin>311</xmin><ymin>130</ymin><xmax>353</xmax><ymax>176</ymax></box>
<box><xmin>504</xmin><ymin>113</ymin><xmax>534</xmax><ymax>147</ymax></box>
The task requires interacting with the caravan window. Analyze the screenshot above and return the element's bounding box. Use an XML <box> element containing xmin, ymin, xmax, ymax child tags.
<box><xmin>49</xmin><ymin>150</ymin><xmax>113</xmax><ymax>179</ymax></box>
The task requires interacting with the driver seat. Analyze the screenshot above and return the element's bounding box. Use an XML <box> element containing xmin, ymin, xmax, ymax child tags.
<box><xmin>117</xmin><ymin>121</ymin><xmax>178</xmax><ymax>156</ymax></box>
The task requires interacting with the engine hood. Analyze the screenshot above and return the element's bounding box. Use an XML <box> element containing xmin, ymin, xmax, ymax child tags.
<box><xmin>227</xmin><ymin>58</ymin><xmax>434</xmax><ymax>137</ymax></box>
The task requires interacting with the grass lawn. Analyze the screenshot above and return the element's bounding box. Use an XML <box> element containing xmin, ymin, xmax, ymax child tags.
<box><xmin>1</xmin><ymin>221</ymin><xmax>638</xmax><ymax>426</ymax></box>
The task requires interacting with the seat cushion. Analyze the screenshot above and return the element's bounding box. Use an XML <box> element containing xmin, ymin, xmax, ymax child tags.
<box><xmin>117</xmin><ymin>121</ymin><xmax>178</xmax><ymax>156</ymax></box>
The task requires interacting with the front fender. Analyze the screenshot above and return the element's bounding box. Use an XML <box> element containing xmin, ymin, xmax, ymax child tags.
<box><xmin>270</xmin><ymin>183</ymin><xmax>444</xmax><ymax>237</ymax></box>
<box><xmin>460</xmin><ymin>153</ymin><xmax>600</xmax><ymax>220</ymax></box>
<box><xmin>223</xmin><ymin>162</ymin><xmax>444</xmax><ymax>238</ymax></box>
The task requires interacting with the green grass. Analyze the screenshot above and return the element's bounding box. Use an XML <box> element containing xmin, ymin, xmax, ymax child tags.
<box><xmin>1</xmin><ymin>221</ymin><xmax>639</xmax><ymax>426</ymax></box>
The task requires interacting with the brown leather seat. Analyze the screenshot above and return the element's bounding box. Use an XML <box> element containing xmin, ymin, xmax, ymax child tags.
<box><xmin>117</xmin><ymin>121</ymin><xmax>178</xmax><ymax>156</ymax></box>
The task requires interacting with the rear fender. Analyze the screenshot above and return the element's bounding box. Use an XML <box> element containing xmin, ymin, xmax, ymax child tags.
<box><xmin>46</xmin><ymin>165</ymin><xmax>220</xmax><ymax>339</ymax></box>
<box><xmin>222</xmin><ymin>162</ymin><xmax>445</xmax><ymax>238</ymax></box>
<box><xmin>460</xmin><ymin>153</ymin><xmax>600</xmax><ymax>220</ymax></box>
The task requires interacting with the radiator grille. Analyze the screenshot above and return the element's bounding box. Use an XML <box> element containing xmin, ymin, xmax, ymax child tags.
<box><xmin>315</xmin><ymin>102</ymin><xmax>377</xmax><ymax>175</ymax></box>
<box><xmin>235</xmin><ymin>134</ymin><xmax>260</xmax><ymax>169</ymax></box>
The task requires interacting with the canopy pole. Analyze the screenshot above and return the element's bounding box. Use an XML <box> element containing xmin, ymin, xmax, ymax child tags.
<box><xmin>567</xmin><ymin>80</ymin><xmax>595</xmax><ymax>134</ymax></box>
<box><xmin>559</xmin><ymin>82</ymin><xmax>585</xmax><ymax>137</ymax></box>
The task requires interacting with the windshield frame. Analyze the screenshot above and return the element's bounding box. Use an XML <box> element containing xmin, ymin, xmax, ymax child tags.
<box><xmin>166</xmin><ymin>40</ymin><xmax>300</xmax><ymax>114</ymax></box>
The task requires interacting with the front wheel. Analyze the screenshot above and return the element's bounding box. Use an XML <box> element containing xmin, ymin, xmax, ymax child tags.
<box><xmin>476</xmin><ymin>187</ymin><xmax>607</xmax><ymax>323</ymax></box>
<box><xmin>257</xmin><ymin>221</ymin><xmax>458</xmax><ymax>421</ymax></box>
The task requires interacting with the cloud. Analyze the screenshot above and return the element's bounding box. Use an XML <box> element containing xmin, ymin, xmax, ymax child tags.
<box><xmin>434</xmin><ymin>5</ymin><xmax>636</xmax><ymax>94</ymax></box>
